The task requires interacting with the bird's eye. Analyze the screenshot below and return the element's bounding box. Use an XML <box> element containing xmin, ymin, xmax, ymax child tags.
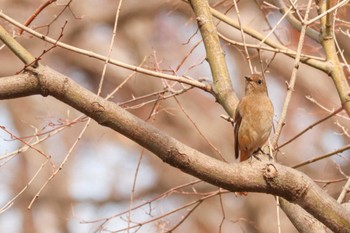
<box><xmin>257</xmin><ymin>80</ymin><xmax>263</xmax><ymax>85</ymax></box>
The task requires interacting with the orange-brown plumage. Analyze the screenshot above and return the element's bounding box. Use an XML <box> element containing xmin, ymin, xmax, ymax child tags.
<box><xmin>234</xmin><ymin>74</ymin><xmax>274</xmax><ymax>162</ymax></box>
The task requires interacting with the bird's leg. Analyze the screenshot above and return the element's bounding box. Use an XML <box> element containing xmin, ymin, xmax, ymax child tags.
<box><xmin>251</xmin><ymin>151</ymin><xmax>261</xmax><ymax>161</ymax></box>
<box><xmin>258</xmin><ymin>147</ymin><xmax>273</xmax><ymax>160</ymax></box>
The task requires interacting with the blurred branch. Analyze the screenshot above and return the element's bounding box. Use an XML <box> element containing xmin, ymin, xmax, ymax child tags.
<box><xmin>0</xmin><ymin>25</ymin><xmax>36</xmax><ymax>66</ymax></box>
<box><xmin>292</xmin><ymin>143</ymin><xmax>350</xmax><ymax>169</ymax></box>
<box><xmin>274</xmin><ymin>0</ymin><xmax>320</xmax><ymax>42</ymax></box>
<box><xmin>210</xmin><ymin>6</ymin><xmax>332</xmax><ymax>73</ymax></box>
<box><xmin>218</xmin><ymin>32</ymin><xmax>325</xmax><ymax>61</ymax></box>
<box><xmin>278</xmin><ymin>106</ymin><xmax>343</xmax><ymax>149</ymax></box>
<box><xmin>0</xmin><ymin>12</ymin><xmax>211</xmax><ymax>92</ymax></box>
<box><xmin>271</xmin><ymin>0</ymin><xmax>313</xmax><ymax>147</ymax></box>
<box><xmin>189</xmin><ymin>0</ymin><xmax>238</xmax><ymax>116</ymax></box>
<box><xmin>19</xmin><ymin>0</ymin><xmax>57</xmax><ymax>34</ymax></box>
<box><xmin>280</xmin><ymin>198</ymin><xmax>327</xmax><ymax>233</ymax></box>
<box><xmin>232</xmin><ymin>0</ymin><xmax>253</xmax><ymax>73</ymax></box>
<box><xmin>308</xmin><ymin>0</ymin><xmax>349</xmax><ymax>25</ymax></box>
<box><xmin>317</xmin><ymin>0</ymin><xmax>350</xmax><ymax>118</ymax></box>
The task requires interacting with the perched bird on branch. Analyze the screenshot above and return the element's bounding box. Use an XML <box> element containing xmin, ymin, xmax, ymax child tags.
<box><xmin>234</xmin><ymin>74</ymin><xmax>274</xmax><ymax>162</ymax></box>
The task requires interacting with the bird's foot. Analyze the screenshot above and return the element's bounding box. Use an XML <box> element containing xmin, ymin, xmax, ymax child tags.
<box><xmin>251</xmin><ymin>152</ymin><xmax>261</xmax><ymax>161</ymax></box>
<box><xmin>254</xmin><ymin>148</ymin><xmax>273</xmax><ymax>161</ymax></box>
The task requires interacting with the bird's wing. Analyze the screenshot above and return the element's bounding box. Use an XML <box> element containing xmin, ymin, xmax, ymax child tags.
<box><xmin>234</xmin><ymin>105</ymin><xmax>242</xmax><ymax>159</ymax></box>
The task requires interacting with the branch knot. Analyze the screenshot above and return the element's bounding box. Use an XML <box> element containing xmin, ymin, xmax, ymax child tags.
<box><xmin>263</xmin><ymin>163</ymin><xmax>278</xmax><ymax>180</ymax></box>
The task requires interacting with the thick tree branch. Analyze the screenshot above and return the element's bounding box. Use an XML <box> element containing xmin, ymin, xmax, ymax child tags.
<box><xmin>0</xmin><ymin>25</ymin><xmax>36</xmax><ymax>66</ymax></box>
<box><xmin>189</xmin><ymin>0</ymin><xmax>238</xmax><ymax>116</ymax></box>
<box><xmin>0</xmin><ymin>66</ymin><xmax>349</xmax><ymax>232</ymax></box>
<box><xmin>274</xmin><ymin>0</ymin><xmax>320</xmax><ymax>42</ymax></box>
<box><xmin>318</xmin><ymin>0</ymin><xmax>350</xmax><ymax>117</ymax></box>
<box><xmin>280</xmin><ymin>198</ymin><xmax>327</xmax><ymax>233</ymax></box>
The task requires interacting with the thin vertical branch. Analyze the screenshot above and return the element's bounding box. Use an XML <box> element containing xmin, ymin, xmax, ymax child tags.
<box><xmin>98</xmin><ymin>0</ymin><xmax>123</xmax><ymax>96</ymax></box>
<box><xmin>271</xmin><ymin>0</ymin><xmax>314</xmax><ymax>148</ymax></box>
<box><xmin>231</xmin><ymin>0</ymin><xmax>253</xmax><ymax>73</ymax></box>
<box><xmin>127</xmin><ymin>148</ymin><xmax>144</xmax><ymax>233</ymax></box>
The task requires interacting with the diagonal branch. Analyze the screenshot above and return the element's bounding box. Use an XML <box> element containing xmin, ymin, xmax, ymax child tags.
<box><xmin>0</xmin><ymin>13</ymin><xmax>211</xmax><ymax>92</ymax></box>
<box><xmin>189</xmin><ymin>0</ymin><xmax>238</xmax><ymax>116</ymax></box>
<box><xmin>274</xmin><ymin>0</ymin><xmax>320</xmax><ymax>42</ymax></box>
<box><xmin>209</xmin><ymin>6</ymin><xmax>331</xmax><ymax>73</ymax></box>
<box><xmin>0</xmin><ymin>25</ymin><xmax>36</xmax><ymax>66</ymax></box>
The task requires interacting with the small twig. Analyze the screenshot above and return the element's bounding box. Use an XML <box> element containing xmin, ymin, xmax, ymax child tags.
<box><xmin>272</xmin><ymin>0</ymin><xmax>314</xmax><ymax>148</ymax></box>
<box><xmin>97</xmin><ymin>0</ymin><xmax>123</xmax><ymax>97</ymax></box>
<box><xmin>166</xmin><ymin>201</ymin><xmax>202</xmax><ymax>232</ymax></box>
<box><xmin>307</xmin><ymin>0</ymin><xmax>349</xmax><ymax>25</ymax></box>
<box><xmin>274</xmin><ymin>0</ymin><xmax>320</xmax><ymax>42</ymax></box>
<box><xmin>337</xmin><ymin>176</ymin><xmax>350</xmax><ymax>204</ymax></box>
<box><xmin>83</xmin><ymin>179</ymin><xmax>203</xmax><ymax>224</ymax></box>
<box><xmin>106</xmin><ymin>58</ymin><xmax>147</xmax><ymax>100</ymax></box>
<box><xmin>218</xmin><ymin>32</ymin><xmax>325</xmax><ymax>61</ymax></box>
<box><xmin>111</xmin><ymin>190</ymin><xmax>225</xmax><ymax>233</ymax></box>
<box><xmin>278</xmin><ymin>106</ymin><xmax>343</xmax><ymax>149</ymax></box>
<box><xmin>0</xmin><ymin>116</ymin><xmax>87</xmax><ymax>161</ymax></box>
<box><xmin>306</xmin><ymin>96</ymin><xmax>349</xmax><ymax>120</ymax></box>
<box><xmin>175</xmin><ymin>97</ymin><xmax>227</xmax><ymax>162</ymax></box>
<box><xmin>292</xmin><ymin>144</ymin><xmax>350</xmax><ymax>169</ymax></box>
<box><xmin>175</xmin><ymin>39</ymin><xmax>202</xmax><ymax>72</ymax></box>
<box><xmin>19</xmin><ymin>0</ymin><xmax>57</xmax><ymax>35</ymax></box>
<box><xmin>128</xmin><ymin>149</ymin><xmax>144</xmax><ymax>233</ymax></box>
<box><xmin>218</xmin><ymin>190</ymin><xmax>226</xmax><ymax>233</ymax></box>
<box><xmin>258</xmin><ymin>1</ymin><xmax>295</xmax><ymax>46</ymax></box>
<box><xmin>0</xmin><ymin>160</ymin><xmax>49</xmax><ymax>213</ymax></box>
<box><xmin>33</xmin><ymin>0</ymin><xmax>76</xmax><ymax>35</ymax></box>
<box><xmin>19</xmin><ymin>20</ymin><xmax>68</xmax><ymax>73</ymax></box>
<box><xmin>335</xmin><ymin>121</ymin><xmax>350</xmax><ymax>138</ymax></box>
<box><xmin>0</xmin><ymin>12</ymin><xmax>211</xmax><ymax>92</ymax></box>
<box><xmin>232</xmin><ymin>0</ymin><xmax>253</xmax><ymax>73</ymax></box>
<box><xmin>220</xmin><ymin>114</ymin><xmax>234</xmax><ymax>124</ymax></box>
<box><xmin>0</xmin><ymin>126</ymin><xmax>53</xmax><ymax>165</ymax></box>
<box><xmin>28</xmin><ymin>118</ymin><xmax>92</xmax><ymax>209</ymax></box>
<box><xmin>276</xmin><ymin>196</ymin><xmax>281</xmax><ymax>233</ymax></box>
<box><xmin>210</xmin><ymin>6</ymin><xmax>329</xmax><ymax>72</ymax></box>
<box><xmin>314</xmin><ymin>177</ymin><xmax>347</xmax><ymax>184</ymax></box>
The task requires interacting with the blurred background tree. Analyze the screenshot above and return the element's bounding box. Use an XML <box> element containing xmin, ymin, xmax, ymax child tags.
<box><xmin>0</xmin><ymin>0</ymin><xmax>350</xmax><ymax>232</ymax></box>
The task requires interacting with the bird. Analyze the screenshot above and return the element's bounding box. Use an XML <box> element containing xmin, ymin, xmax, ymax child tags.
<box><xmin>234</xmin><ymin>74</ymin><xmax>274</xmax><ymax>162</ymax></box>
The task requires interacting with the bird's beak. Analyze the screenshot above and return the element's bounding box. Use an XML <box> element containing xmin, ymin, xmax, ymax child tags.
<box><xmin>244</xmin><ymin>76</ymin><xmax>252</xmax><ymax>81</ymax></box>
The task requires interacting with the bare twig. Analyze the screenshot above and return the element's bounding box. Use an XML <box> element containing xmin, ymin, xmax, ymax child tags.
<box><xmin>278</xmin><ymin>107</ymin><xmax>343</xmax><ymax>149</ymax></box>
<box><xmin>19</xmin><ymin>0</ymin><xmax>57</xmax><ymax>34</ymax></box>
<box><xmin>97</xmin><ymin>0</ymin><xmax>123</xmax><ymax>96</ymax></box>
<box><xmin>28</xmin><ymin>118</ymin><xmax>92</xmax><ymax>209</ymax></box>
<box><xmin>0</xmin><ymin>12</ymin><xmax>211</xmax><ymax>92</ymax></box>
<box><xmin>272</xmin><ymin>0</ymin><xmax>314</xmax><ymax>148</ymax></box>
<box><xmin>292</xmin><ymin>144</ymin><xmax>350</xmax><ymax>169</ymax></box>
<box><xmin>337</xmin><ymin>176</ymin><xmax>350</xmax><ymax>204</ymax></box>
<box><xmin>232</xmin><ymin>0</ymin><xmax>253</xmax><ymax>73</ymax></box>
